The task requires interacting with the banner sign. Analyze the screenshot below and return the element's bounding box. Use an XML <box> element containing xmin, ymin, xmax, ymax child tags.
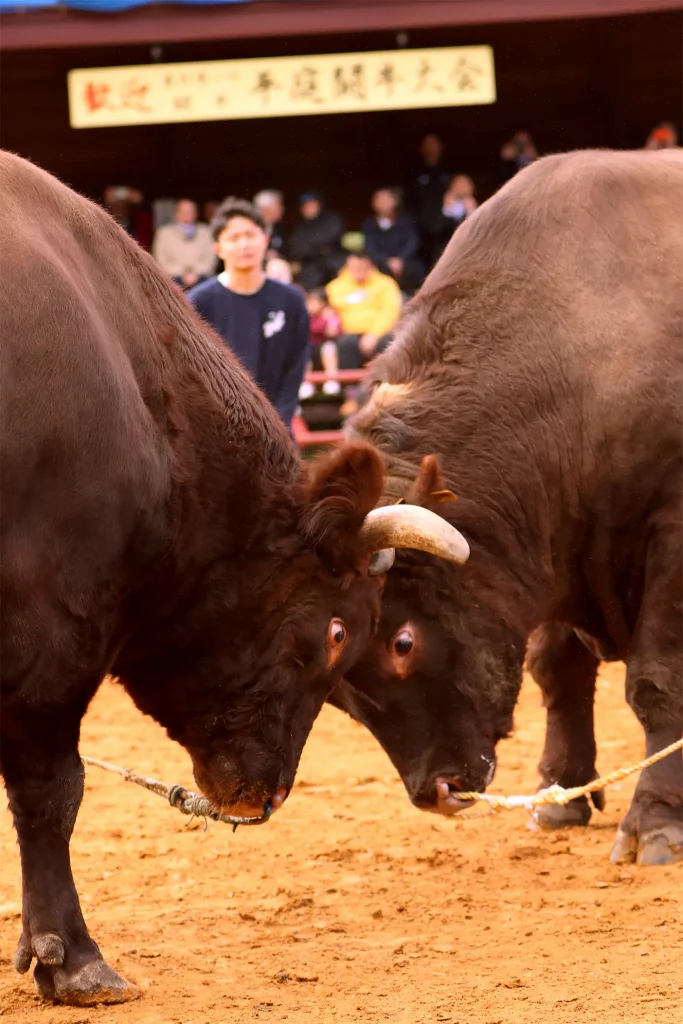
<box><xmin>67</xmin><ymin>46</ymin><xmax>496</xmax><ymax>129</ymax></box>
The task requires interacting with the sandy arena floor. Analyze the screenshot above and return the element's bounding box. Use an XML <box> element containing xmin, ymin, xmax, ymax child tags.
<box><xmin>1</xmin><ymin>663</ymin><xmax>681</xmax><ymax>1024</ymax></box>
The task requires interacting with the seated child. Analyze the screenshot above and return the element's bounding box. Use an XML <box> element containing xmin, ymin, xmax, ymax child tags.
<box><xmin>298</xmin><ymin>288</ymin><xmax>342</xmax><ymax>399</ymax></box>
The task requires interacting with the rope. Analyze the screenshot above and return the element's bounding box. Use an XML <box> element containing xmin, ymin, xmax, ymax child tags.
<box><xmin>453</xmin><ymin>736</ymin><xmax>683</xmax><ymax>820</ymax></box>
<box><xmin>82</xmin><ymin>736</ymin><xmax>682</xmax><ymax>830</ymax></box>
<box><xmin>81</xmin><ymin>756</ymin><xmax>271</xmax><ymax>831</ymax></box>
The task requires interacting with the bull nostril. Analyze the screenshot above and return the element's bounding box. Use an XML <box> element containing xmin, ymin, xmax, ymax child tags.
<box><xmin>435</xmin><ymin>776</ymin><xmax>463</xmax><ymax>801</ymax></box>
<box><xmin>270</xmin><ymin>787</ymin><xmax>287</xmax><ymax>812</ymax></box>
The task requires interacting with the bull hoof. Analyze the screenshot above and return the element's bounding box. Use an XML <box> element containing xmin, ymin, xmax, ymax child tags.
<box><xmin>609</xmin><ymin>828</ymin><xmax>639</xmax><ymax>864</ymax></box>
<box><xmin>535</xmin><ymin>795</ymin><xmax>592</xmax><ymax>830</ymax></box>
<box><xmin>637</xmin><ymin>824</ymin><xmax>683</xmax><ymax>866</ymax></box>
<box><xmin>34</xmin><ymin>958</ymin><xmax>139</xmax><ymax>1006</ymax></box>
<box><xmin>611</xmin><ymin>822</ymin><xmax>683</xmax><ymax>867</ymax></box>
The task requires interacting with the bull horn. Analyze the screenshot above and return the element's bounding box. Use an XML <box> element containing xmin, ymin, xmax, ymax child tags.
<box><xmin>361</xmin><ymin>504</ymin><xmax>470</xmax><ymax>566</ymax></box>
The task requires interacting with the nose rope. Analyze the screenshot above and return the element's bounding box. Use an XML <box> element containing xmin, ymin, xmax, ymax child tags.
<box><xmin>82</xmin><ymin>737</ymin><xmax>681</xmax><ymax>831</ymax></box>
<box><xmin>81</xmin><ymin>756</ymin><xmax>272</xmax><ymax>831</ymax></box>
<box><xmin>450</xmin><ymin>737</ymin><xmax>683</xmax><ymax>822</ymax></box>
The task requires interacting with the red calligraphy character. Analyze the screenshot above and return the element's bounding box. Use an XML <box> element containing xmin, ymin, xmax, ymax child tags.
<box><xmin>84</xmin><ymin>81</ymin><xmax>113</xmax><ymax>113</ymax></box>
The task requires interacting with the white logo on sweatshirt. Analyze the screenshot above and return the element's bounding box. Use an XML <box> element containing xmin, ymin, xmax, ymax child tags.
<box><xmin>263</xmin><ymin>310</ymin><xmax>285</xmax><ymax>338</ymax></box>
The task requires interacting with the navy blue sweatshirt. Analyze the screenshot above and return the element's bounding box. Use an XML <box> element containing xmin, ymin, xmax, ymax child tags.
<box><xmin>188</xmin><ymin>276</ymin><xmax>309</xmax><ymax>430</ymax></box>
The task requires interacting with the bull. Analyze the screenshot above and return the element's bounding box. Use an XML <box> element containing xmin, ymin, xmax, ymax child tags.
<box><xmin>0</xmin><ymin>151</ymin><xmax>467</xmax><ymax>1005</ymax></box>
<box><xmin>335</xmin><ymin>149</ymin><xmax>683</xmax><ymax>867</ymax></box>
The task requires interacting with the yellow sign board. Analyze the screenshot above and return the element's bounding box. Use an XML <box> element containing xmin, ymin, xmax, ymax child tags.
<box><xmin>67</xmin><ymin>46</ymin><xmax>496</xmax><ymax>129</ymax></box>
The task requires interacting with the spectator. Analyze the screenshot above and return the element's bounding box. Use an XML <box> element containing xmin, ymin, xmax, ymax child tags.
<box><xmin>431</xmin><ymin>175</ymin><xmax>479</xmax><ymax>265</ymax></box>
<box><xmin>298</xmin><ymin>289</ymin><xmax>342</xmax><ymax>400</ymax></box>
<box><xmin>498</xmin><ymin>131</ymin><xmax>539</xmax><ymax>184</ymax></box>
<box><xmin>254</xmin><ymin>189</ymin><xmax>287</xmax><ymax>258</ymax></box>
<box><xmin>188</xmin><ymin>198</ymin><xmax>309</xmax><ymax>434</ymax></box>
<box><xmin>203</xmin><ymin>200</ymin><xmax>220</xmax><ymax>225</ymax></box>
<box><xmin>104</xmin><ymin>186</ymin><xmax>152</xmax><ymax>250</ymax></box>
<box><xmin>644</xmin><ymin>121</ymin><xmax>679</xmax><ymax>150</ymax></box>
<box><xmin>152</xmin><ymin>197</ymin><xmax>177</xmax><ymax>231</ymax></box>
<box><xmin>405</xmin><ymin>133</ymin><xmax>453</xmax><ymax>270</ymax></box>
<box><xmin>326</xmin><ymin>251</ymin><xmax>402</xmax><ymax>371</ymax></box>
<box><xmin>362</xmin><ymin>188</ymin><xmax>424</xmax><ymax>295</ymax></box>
<box><xmin>265</xmin><ymin>256</ymin><xmax>293</xmax><ymax>284</ymax></box>
<box><xmin>152</xmin><ymin>198</ymin><xmax>216</xmax><ymax>290</ymax></box>
<box><xmin>288</xmin><ymin>192</ymin><xmax>345</xmax><ymax>290</ymax></box>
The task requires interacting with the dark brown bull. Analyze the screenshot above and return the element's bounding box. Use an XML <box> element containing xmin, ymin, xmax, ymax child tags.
<box><xmin>0</xmin><ymin>152</ymin><xmax>466</xmax><ymax>1005</ymax></box>
<box><xmin>334</xmin><ymin>149</ymin><xmax>683</xmax><ymax>866</ymax></box>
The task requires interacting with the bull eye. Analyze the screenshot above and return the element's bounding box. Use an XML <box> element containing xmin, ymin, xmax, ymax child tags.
<box><xmin>325</xmin><ymin>614</ymin><xmax>348</xmax><ymax>663</ymax></box>
<box><xmin>393</xmin><ymin>629</ymin><xmax>414</xmax><ymax>656</ymax></box>
<box><xmin>329</xmin><ymin>618</ymin><xmax>344</xmax><ymax>643</ymax></box>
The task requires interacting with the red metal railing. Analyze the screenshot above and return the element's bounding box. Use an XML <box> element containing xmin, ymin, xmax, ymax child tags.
<box><xmin>293</xmin><ymin>369</ymin><xmax>365</xmax><ymax>449</ymax></box>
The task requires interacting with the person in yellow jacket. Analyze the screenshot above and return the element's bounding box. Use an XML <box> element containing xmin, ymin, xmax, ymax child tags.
<box><xmin>326</xmin><ymin>251</ymin><xmax>403</xmax><ymax>369</ymax></box>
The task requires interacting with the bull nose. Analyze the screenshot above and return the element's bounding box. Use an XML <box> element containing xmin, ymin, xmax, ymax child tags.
<box><xmin>270</xmin><ymin>786</ymin><xmax>287</xmax><ymax>811</ymax></box>
<box><xmin>434</xmin><ymin>775</ymin><xmax>475</xmax><ymax>816</ymax></box>
<box><xmin>224</xmin><ymin>788</ymin><xmax>287</xmax><ymax>820</ymax></box>
<box><xmin>223</xmin><ymin>800</ymin><xmax>271</xmax><ymax>819</ymax></box>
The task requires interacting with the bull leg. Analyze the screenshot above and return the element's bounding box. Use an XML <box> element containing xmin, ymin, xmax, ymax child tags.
<box><xmin>2</xmin><ymin>700</ymin><xmax>138</xmax><ymax>1004</ymax></box>
<box><xmin>612</xmin><ymin>527</ymin><xmax>683</xmax><ymax>866</ymax></box>
<box><xmin>527</xmin><ymin>622</ymin><xmax>603</xmax><ymax>829</ymax></box>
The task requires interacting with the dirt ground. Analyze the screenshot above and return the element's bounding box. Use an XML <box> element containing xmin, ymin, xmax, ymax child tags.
<box><xmin>1</xmin><ymin>662</ymin><xmax>681</xmax><ymax>1024</ymax></box>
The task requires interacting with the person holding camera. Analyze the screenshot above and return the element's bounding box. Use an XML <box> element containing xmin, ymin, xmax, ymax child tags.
<box><xmin>430</xmin><ymin>174</ymin><xmax>479</xmax><ymax>266</ymax></box>
<box><xmin>498</xmin><ymin>130</ymin><xmax>539</xmax><ymax>185</ymax></box>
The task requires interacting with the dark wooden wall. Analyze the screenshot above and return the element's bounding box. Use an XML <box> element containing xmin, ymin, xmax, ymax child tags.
<box><xmin>1</xmin><ymin>10</ymin><xmax>680</xmax><ymax>226</ymax></box>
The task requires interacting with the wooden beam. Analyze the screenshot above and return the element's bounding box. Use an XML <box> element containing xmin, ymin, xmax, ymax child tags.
<box><xmin>2</xmin><ymin>0</ymin><xmax>681</xmax><ymax>51</ymax></box>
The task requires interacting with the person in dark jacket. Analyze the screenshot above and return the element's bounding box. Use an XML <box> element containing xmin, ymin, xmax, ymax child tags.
<box><xmin>104</xmin><ymin>185</ymin><xmax>153</xmax><ymax>250</ymax></box>
<box><xmin>253</xmin><ymin>189</ymin><xmax>287</xmax><ymax>259</ymax></box>
<box><xmin>188</xmin><ymin>198</ymin><xmax>309</xmax><ymax>435</ymax></box>
<box><xmin>405</xmin><ymin>134</ymin><xmax>453</xmax><ymax>270</ymax></box>
<box><xmin>288</xmin><ymin>192</ymin><xmax>345</xmax><ymax>290</ymax></box>
<box><xmin>361</xmin><ymin>188</ymin><xmax>424</xmax><ymax>295</ymax></box>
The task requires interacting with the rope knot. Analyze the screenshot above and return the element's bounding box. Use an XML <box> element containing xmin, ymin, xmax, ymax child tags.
<box><xmin>168</xmin><ymin>784</ymin><xmax>189</xmax><ymax>810</ymax></box>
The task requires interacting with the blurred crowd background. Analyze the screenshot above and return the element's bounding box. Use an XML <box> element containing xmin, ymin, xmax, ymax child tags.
<box><xmin>104</xmin><ymin>119</ymin><xmax>678</xmax><ymax>414</ymax></box>
<box><xmin>2</xmin><ymin>0</ymin><xmax>679</xmax><ymax>425</ymax></box>
<box><xmin>112</xmin><ymin>120</ymin><xmax>679</xmax><ymax>291</ymax></box>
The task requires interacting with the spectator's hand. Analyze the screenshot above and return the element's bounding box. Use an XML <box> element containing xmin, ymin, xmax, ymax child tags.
<box><xmin>387</xmin><ymin>257</ymin><xmax>404</xmax><ymax>278</ymax></box>
<box><xmin>359</xmin><ymin>333</ymin><xmax>379</xmax><ymax>359</ymax></box>
<box><xmin>183</xmin><ymin>272</ymin><xmax>199</xmax><ymax>288</ymax></box>
<box><xmin>501</xmin><ymin>132</ymin><xmax>537</xmax><ymax>162</ymax></box>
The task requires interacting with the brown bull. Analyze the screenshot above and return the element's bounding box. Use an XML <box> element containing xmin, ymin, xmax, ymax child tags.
<box><xmin>0</xmin><ymin>152</ymin><xmax>466</xmax><ymax>1005</ymax></box>
<box><xmin>335</xmin><ymin>149</ymin><xmax>683</xmax><ymax>866</ymax></box>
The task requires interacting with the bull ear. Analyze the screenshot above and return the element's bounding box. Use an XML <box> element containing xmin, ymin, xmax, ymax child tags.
<box><xmin>301</xmin><ymin>442</ymin><xmax>384</xmax><ymax>572</ymax></box>
<box><xmin>403</xmin><ymin>455</ymin><xmax>456</xmax><ymax>507</ymax></box>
